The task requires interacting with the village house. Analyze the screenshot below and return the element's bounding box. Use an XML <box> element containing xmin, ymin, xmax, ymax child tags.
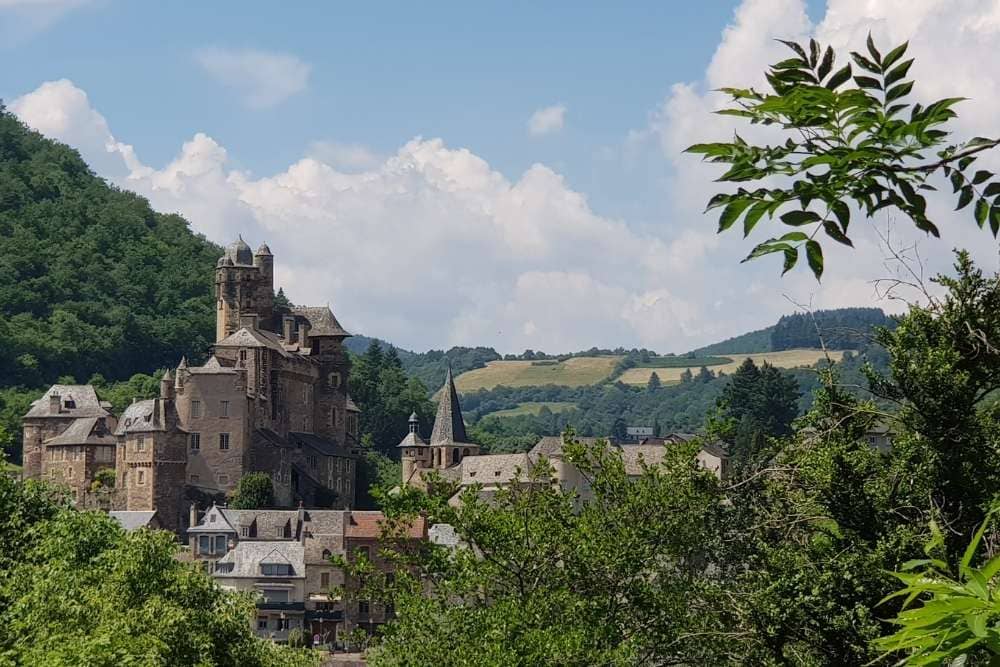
<box><xmin>21</xmin><ymin>238</ymin><xmax>362</xmax><ymax>534</ymax></box>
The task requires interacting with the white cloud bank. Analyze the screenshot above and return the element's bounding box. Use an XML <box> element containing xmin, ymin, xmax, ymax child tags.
<box><xmin>527</xmin><ymin>104</ymin><xmax>566</xmax><ymax>136</ymax></box>
<box><xmin>195</xmin><ymin>47</ymin><xmax>311</xmax><ymax>109</ymax></box>
<box><xmin>10</xmin><ymin>0</ymin><xmax>1000</xmax><ymax>353</ymax></box>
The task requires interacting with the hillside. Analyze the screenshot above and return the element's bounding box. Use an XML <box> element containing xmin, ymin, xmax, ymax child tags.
<box><xmin>0</xmin><ymin>106</ymin><xmax>220</xmax><ymax>388</ymax></box>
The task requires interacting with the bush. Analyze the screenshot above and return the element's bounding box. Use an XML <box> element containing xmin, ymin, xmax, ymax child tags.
<box><xmin>228</xmin><ymin>473</ymin><xmax>274</xmax><ymax>509</ymax></box>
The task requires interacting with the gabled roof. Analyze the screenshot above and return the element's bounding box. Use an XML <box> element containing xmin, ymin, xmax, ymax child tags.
<box><xmin>345</xmin><ymin>511</ymin><xmax>426</xmax><ymax>539</ymax></box>
<box><xmin>188</xmin><ymin>504</ymin><xmax>238</xmax><ymax>533</ymax></box>
<box><xmin>619</xmin><ymin>445</ymin><xmax>668</xmax><ymax>475</ymax></box>
<box><xmin>289</xmin><ymin>432</ymin><xmax>357</xmax><ymax>458</ymax></box>
<box><xmin>214</xmin><ymin>327</ymin><xmax>290</xmax><ymax>358</ymax></box>
<box><xmin>430</xmin><ymin>367</ymin><xmax>470</xmax><ymax>446</ymax></box>
<box><xmin>109</xmin><ymin>511</ymin><xmax>158</xmax><ymax>532</ymax></box>
<box><xmin>529</xmin><ymin>436</ymin><xmax>604</xmax><ymax>459</ymax></box>
<box><xmin>189</xmin><ymin>355</ymin><xmax>238</xmax><ymax>374</ymax></box>
<box><xmin>291</xmin><ymin>306</ymin><xmax>350</xmax><ymax>337</ymax></box>
<box><xmin>24</xmin><ymin>385</ymin><xmax>111</xmax><ymax>419</ymax></box>
<box><xmin>115</xmin><ymin>400</ymin><xmax>165</xmax><ymax>435</ymax></box>
<box><xmin>460</xmin><ymin>453</ymin><xmax>533</xmax><ymax>485</ymax></box>
<box><xmin>213</xmin><ymin>540</ymin><xmax>305</xmax><ymax>579</ymax></box>
<box><xmin>45</xmin><ymin>417</ymin><xmax>116</xmax><ymax>447</ymax></box>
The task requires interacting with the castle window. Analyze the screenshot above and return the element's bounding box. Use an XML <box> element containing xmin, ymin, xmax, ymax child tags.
<box><xmin>191</xmin><ymin>400</ymin><xmax>202</xmax><ymax>418</ymax></box>
<box><xmin>321</xmin><ymin>571</ymin><xmax>330</xmax><ymax>588</ymax></box>
<box><xmin>239</xmin><ymin>349</ymin><xmax>248</xmax><ymax>362</ymax></box>
<box><xmin>358</xmin><ymin>600</ymin><xmax>370</xmax><ymax>616</ymax></box>
<box><xmin>218</xmin><ymin>473</ymin><xmax>230</xmax><ymax>485</ymax></box>
<box><xmin>137</xmin><ymin>470</ymin><xmax>146</xmax><ymax>485</ymax></box>
<box><xmin>219</xmin><ymin>433</ymin><xmax>230</xmax><ymax>450</ymax></box>
<box><xmin>67</xmin><ymin>466</ymin><xmax>73</xmax><ymax>479</ymax></box>
<box><xmin>257</xmin><ymin>618</ymin><xmax>268</xmax><ymax>631</ymax></box>
<box><xmin>261</xmin><ymin>563</ymin><xmax>293</xmax><ymax>576</ymax></box>
<box><xmin>469</xmin><ymin>471</ymin><xmax>476</xmax><ymax>478</ymax></box>
<box><xmin>220</xmin><ymin>400</ymin><xmax>229</xmax><ymax>418</ymax></box>
<box><xmin>308</xmin><ymin>455</ymin><xmax>318</xmax><ymax>469</ymax></box>
<box><xmin>189</xmin><ymin>433</ymin><xmax>201</xmax><ymax>452</ymax></box>
<box><xmin>190</xmin><ymin>474</ymin><xmax>200</xmax><ymax>483</ymax></box>
<box><xmin>452</xmin><ymin>448</ymin><xmax>459</xmax><ymax>465</ymax></box>
<box><xmin>136</xmin><ymin>436</ymin><xmax>145</xmax><ymax>452</ymax></box>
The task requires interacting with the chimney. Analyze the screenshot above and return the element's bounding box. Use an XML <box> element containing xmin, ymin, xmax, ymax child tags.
<box><xmin>239</xmin><ymin>313</ymin><xmax>259</xmax><ymax>330</ymax></box>
<box><xmin>189</xmin><ymin>503</ymin><xmax>199</xmax><ymax>528</ymax></box>
<box><xmin>283</xmin><ymin>315</ymin><xmax>295</xmax><ymax>342</ymax></box>
<box><xmin>298</xmin><ymin>321</ymin><xmax>310</xmax><ymax>351</ymax></box>
<box><xmin>153</xmin><ymin>398</ymin><xmax>162</xmax><ymax>426</ymax></box>
<box><xmin>49</xmin><ymin>393</ymin><xmax>61</xmax><ymax>414</ymax></box>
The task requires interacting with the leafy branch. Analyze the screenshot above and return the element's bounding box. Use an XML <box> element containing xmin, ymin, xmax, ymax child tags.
<box><xmin>687</xmin><ymin>35</ymin><xmax>1000</xmax><ymax>280</ymax></box>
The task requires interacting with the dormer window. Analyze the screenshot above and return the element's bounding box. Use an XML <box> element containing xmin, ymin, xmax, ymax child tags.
<box><xmin>64</xmin><ymin>398</ymin><xmax>76</xmax><ymax>409</ymax></box>
<box><xmin>261</xmin><ymin>563</ymin><xmax>293</xmax><ymax>576</ymax></box>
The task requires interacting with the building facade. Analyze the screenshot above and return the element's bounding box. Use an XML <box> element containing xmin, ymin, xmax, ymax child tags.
<box><xmin>22</xmin><ymin>237</ymin><xmax>362</xmax><ymax>534</ymax></box>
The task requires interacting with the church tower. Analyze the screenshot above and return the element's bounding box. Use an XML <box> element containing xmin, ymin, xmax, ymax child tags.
<box><xmin>427</xmin><ymin>368</ymin><xmax>478</xmax><ymax>470</ymax></box>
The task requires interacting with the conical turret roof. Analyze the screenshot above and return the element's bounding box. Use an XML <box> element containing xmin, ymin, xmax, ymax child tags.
<box><xmin>430</xmin><ymin>366</ymin><xmax>468</xmax><ymax>445</ymax></box>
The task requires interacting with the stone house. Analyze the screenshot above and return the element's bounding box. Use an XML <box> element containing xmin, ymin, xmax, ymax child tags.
<box><xmin>20</xmin><ymin>385</ymin><xmax>118</xmax><ymax>502</ymax></box>
<box><xmin>187</xmin><ymin>504</ymin><xmax>424</xmax><ymax>646</ymax></box>
<box><xmin>21</xmin><ymin>237</ymin><xmax>362</xmax><ymax>534</ymax></box>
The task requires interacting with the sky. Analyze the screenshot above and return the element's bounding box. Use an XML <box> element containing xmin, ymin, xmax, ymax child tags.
<box><xmin>3</xmin><ymin>0</ymin><xmax>1000</xmax><ymax>354</ymax></box>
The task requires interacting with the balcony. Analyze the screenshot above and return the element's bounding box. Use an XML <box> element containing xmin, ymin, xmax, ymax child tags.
<box><xmin>256</xmin><ymin>601</ymin><xmax>305</xmax><ymax>612</ymax></box>
<box><xmin>306</xmin><ymin>609</ymin><xmax>344</xmax><ymax>622</ymax></box>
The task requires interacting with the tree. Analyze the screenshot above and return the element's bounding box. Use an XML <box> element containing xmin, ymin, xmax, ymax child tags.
<box><xmin>355</xmin><ymin>438</ymin><xmax>729</xmax><ymax>666</ymax></box>
<box><xmin>646</xmin><ymin>371</ymin><xmax>662</xmax><ymax>392</ymax></box>
<box><xmin>687</xmin><ymin>37</ymin><xmax>1000</xmax><ymax>279</ymax></box>
<box><xmin>716</xmin><ymin>359</ymin><xmax>800</xmax><ymax>466</ymax></box>
<box><xmin>0</xmin><ymin>465</ymin><xmax>312</xmax><ymax>665</ymax></box>
<box><xmin>229</xmin><ymin>472</ymin><xmax>275</xmax><ymax>509</ymax></box>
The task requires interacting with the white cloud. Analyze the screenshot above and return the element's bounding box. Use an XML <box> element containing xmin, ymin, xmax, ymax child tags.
<box><xmin>195</xmin><ymin>47</ymin><xmax>311</xmax><ymax>109</ymax></box>
<box><xmin>527</xmin><ymin>104</ymin><xmax>566</xmax><ymax>136</ymax></box>
<box><xmin>0</xmin><ymin>0</ymin><xmax>94</xmax><ymax>45</ymax></box>
<box><xmin>306</xmin><ymin>141</ymin><xmax>383</xmax><ymax>172</ymax></box>
<box><xmin>11</xmin><ymin>81</ymin><xmax>705</xmax><ymax>354</ymax></box>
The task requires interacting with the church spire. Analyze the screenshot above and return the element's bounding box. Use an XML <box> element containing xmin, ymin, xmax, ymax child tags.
<box><xmin>429</xmin><ymin>366</ymin><xmax>468</xmax><ymax>445</ymax></box>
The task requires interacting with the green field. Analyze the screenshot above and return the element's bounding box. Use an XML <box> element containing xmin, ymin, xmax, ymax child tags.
<box><xmin>454</xmin><ymin>356</ymin><xmax>622</xmax><ymax>392</ymax></box>
<box><xmin>485</xmin><ymin>402</ymin><xmax>577</xmax><ymax>418</ymax></box>
<box><xmin>618</xmin><ymin>349</ymin><xmax>845</xmax><ymax>385</ymax></box>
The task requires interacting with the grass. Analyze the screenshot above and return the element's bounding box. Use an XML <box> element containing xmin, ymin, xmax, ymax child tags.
<box><xmin>454</xmin><ymin>356</ymin><xmax>623</xmax><ymax>392</ymax></box>
<box><xmin>485</xmin><ymin>402</ymin><xmax>577</xmax><ymax>418</ymax></box>
<box><xmin>2</xmin><ymin>461</ymin><xmax>22</xmax><ymax>477</ymax></box>
<box><xmin>618</xmin><ymin>349</ymin><xmax>845</xmax><ymax>385</ymax></box>
<box><xmin>636</xmin><ymin>355</ymin><xmax>733</xmax><ymax>369</ymax></box>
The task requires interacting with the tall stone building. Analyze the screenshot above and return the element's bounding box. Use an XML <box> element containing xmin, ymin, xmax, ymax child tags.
<box><xmin>22</xmin><ymin>237</ymin><xmax>362</xmax><ymax>534</ymax></box>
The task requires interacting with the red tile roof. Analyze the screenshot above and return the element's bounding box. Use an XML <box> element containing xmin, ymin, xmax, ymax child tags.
<box><xmin>345</xmin><ymin>511</ymin><xmax>426</xmax><ymax>539</ymax></box>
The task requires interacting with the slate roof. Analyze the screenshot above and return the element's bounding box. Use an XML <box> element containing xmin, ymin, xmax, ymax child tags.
<box><xmin>214</xmin><ymin>327</ymin><xmax>290</xmax><ymax>358</ymax></box>
<box><xmin>109</xmin><ymin>511</ymin><xmax>158</xmax><ymax>532</ymax></box>
<box><xmin>460</xmin><ymin>453</ymin><xmax>533</xmax><ymax>485</ymax></box>
<box><xmin>396</xmin><ymin>431</ymin><xmax>427</xmax><ymax>448</ymax></box>
<box><xmin>24</xmin><ymin>385</ymin><xmax>112</xmax><ymax>419</ymax></box>
<box><xmin>291</xmin><ymin>306</ymin><xmax>350</xmax><ymax>338</ymax></box>
<box><xmin>224</xmin><ymin>236</ymin><xmax>254</xmax><ymax>266</ymax></box>
<box><xmin>620</xmin><ymin>445</ymin><xmax>668</xmax><ymax>475</ymax></box>
<box><xmin>213</xmin><ymin>540</ymin><xmax>306</xmax><ymax>579</ymax></box>
<box><xmin>345</xmin><ymin>395</ymin><xmax>360</xmax><ymax>412</ymax></box>
<box><xmin>115</xmin><ymin>400</ymin><xmax>165</xmax><ymax>435</ymax></box>
<box><xmin>289</xmin><ymin>432</ymin><xmax>357</xmax><ymax>458</ymax></box>
<box><xmin>190</xmin><ymin>355</ymin><xmax>238</xmax><ymax>374</ymax></box>
<box><xmin>430</xmin><ymin>368</ymin><xmax>470</xmax><ymax>446</ymax></box>
<box><xmin>529</xmin><ymin>435</ymin><xmax>604</xmax><ymax>459</ymax></box>
<box><xmin>46</xmin><ymin>417</ymin><xmax>116</xmax><ymax>447</ymax></box>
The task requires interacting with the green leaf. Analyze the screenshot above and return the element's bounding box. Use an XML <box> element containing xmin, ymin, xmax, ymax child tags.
<box><xmin>854</xmin><ymin>75</ymin><xmax>882</xmax><ymax>90</ymax></box>
<box><xmin>951</xmin><ymin>172</ymin><xmax>965</xmax><ymax>193</ymax></box>
<box><xmin>777</xmin><ymin>39</ymin><xmax>808</xmax><ymax>61</ymax></box>
<box><xmin>808</xmin><ymin>38</ymin><xmax>820</xmax><ymax>67</ymax></box>
<box><xmin>825</xmin><ymin>64</ymin><xmax>852</xmax><ymax>90</ymax></box>
<box><xmin>742</xmin><ymin>240</ymin><xmax>792</xmax><ymax>263</ymax></box>
<box><xmin>780</xmin><ymin>210</ymin><xmax>820</xmax><ymax>226</ymax></box>
<box><xmin>884</xmin><ymin>58</ymin><xmax>914</xmax><ymax>87</ymax></box>
<box><xmin>886</xmin><ymin>81</ymin><xmax>914</xmax><ymax>102</ymax></box>
<box><xmin>972</xmin><ymin>170</ymin><xmax>993</xmax><ymax>185</ymax></box>
<box><xmin>882</xmin><ymin>41</ymin><xmax>909</xmax><ymax>69</ymax></box>
<box><xmin>776</xmin><ymin>231</ymin><xmax>809</xmax><ymax>243</ymax></box>
<box><xmin>817</xmin><ymin>46</ymin><xmax>834</xmax><ymax>80</ymax></box>
<box><xmin>805</xmin><ymin>240</ymin><xmax>823</xmax><ymax>280</ymax></box>
<box><xmin>866</xmin><ymin>33</ymin><xmax>882</xmax><ymax>66</ymax></box>
<box><xmin>782</xmin><ymin>247</ymin><xmax>798</xmax><ymax>275</ymax></box>
<box><xmin>992</xmin><ymin>205</ymin><xmax>1000</xmax><ymax>236</ymax></box>
<box><xmin>985</xmin><ymin>183</ymin><xmax>1000</xmax><ymax>197</ymax></box>
<box><xmin>957</xmin><ymin>187</ymin><xmax>974</xmax><ymax>211</ymax></box>
<box><xmin>975</xmin><ymin>198</ymin><xmax>989</xmax><ymax>228</ymax></box>
<box><xmin>851</xmin><ymin>52</ymin><xmax>882</xmax><ymax>74</ymax></box>
<box><xmin>831</xmin><ymin>200</ymin><xmax>850</xmax><ymax>230</ymax></box>
<box><xmin>823</xmin><ymin>221</ymin><xmax>854</xmax><ymax>246</ymax></box>
<box><xmin>718</xmin><ymin>199</ymin><xmax>754</xmax><ymax>232</ymax></box>
<box><xmin>743</xmin><ymin>201</ymin><xmax>771</xmax><ymax>237</ymax></box>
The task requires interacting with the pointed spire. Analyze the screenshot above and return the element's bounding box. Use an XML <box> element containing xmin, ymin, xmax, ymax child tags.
<box><xmin>430</xmin><ymin>365</ymin><xmax>468</xmax><ymax>445</ymax></box>
<box><xmin>178</xmin><ymin>356</ymin><xmax>188</xmax><ymax>370</ymax></box>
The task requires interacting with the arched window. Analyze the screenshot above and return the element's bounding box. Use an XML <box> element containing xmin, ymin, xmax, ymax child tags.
<box><xmin>451</xmin><ymin>448</ymin><xmax>459</xmax><ymax>465</ymax></box>
<box><xmin>322</xmin><ymin>549</ymin><xmax>332</xmax><ymax>560</ymax></box>
<box><xmin>463</xmin><ymin>448</ymin><xmax>470</xmax><ymax>457</ymax></box>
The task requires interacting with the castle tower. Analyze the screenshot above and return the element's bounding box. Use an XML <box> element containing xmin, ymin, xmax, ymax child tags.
<box><xmin>115</xmin><ymin>394</ymin><xmax>187</xmax><ymax>534</ymax></box>
<box><xmin>253</xmin><ymin>243</ymin><xmax>274</xmax><ymax>325</ymax></box>
<box><xmin>427</xmin><ymin>367</ymin><xmax>478</xmax><ymax>469</ymax></box>
<box><xmin>294</xmin><ymin>307</ymin><xmax>352</xmax><ymax>445</ymax></box>
<box><xmin>398</xmin><ymin>412</ymin><xmax>429</xmax><ymax>485</ymax></box>
<box><xmin>215</xmin><ymin>236</ymin><xmax>270</xmax><ymax>342</ymax></box>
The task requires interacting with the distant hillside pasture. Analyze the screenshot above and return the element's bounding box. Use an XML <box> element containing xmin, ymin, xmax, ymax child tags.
<box><xmin>637</xmin><ymin>355</ymin><xmax>732</xmax><ymax>368</ymax></box>
<box><xmin>618</xmin><ymin>349</ymin><xmax>844</xmax><ymax>385</ymax></box>
<box><xmin>485</xmin><ymin>401</ymin><xmax>577</xmax><ymax>418</ymax></box>
<box><xmin>455</xmin><ymin>356</ymin><xmax>622</xmax><ymax>392</ymax></box>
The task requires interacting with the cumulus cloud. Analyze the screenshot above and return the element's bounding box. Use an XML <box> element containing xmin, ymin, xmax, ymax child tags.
<box><xmin>527</xmin><ymin>104</ymin><xmax>566</xmax><ymax>136</ymax></box>
<box><xmin>306</xmin><ymin>141</ymin><xmax>383</xmax><ymax>172</ymax></box>
<box><xmin>195</xmin><ymin>47</ymin><xmax>311</xmax><ymax>109</ymax></box>
<box><xmin>11</xmin><ymin>81</ymin><xmax>704</xmax><ymax>353</ymax></box>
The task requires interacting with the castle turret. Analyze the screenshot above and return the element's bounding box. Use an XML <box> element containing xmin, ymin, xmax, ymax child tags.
<box><xmin>215</xmin><ymin>236</ymin><xmax>271</xmax><ymax>341</ymax></box>
<box><xmin>398</xmin><ymin>412</ymin><xmax>429</xmax><ymax>486</ymax></box>
<box><xmin>253</xmin><ymin>243</ymin><xmax>274</xmax><ymax>325</ymax></box>
<box><xmin>160</xmin><ymin>369</ymin><xmax>174</xmax><ymax>400</ymax></box>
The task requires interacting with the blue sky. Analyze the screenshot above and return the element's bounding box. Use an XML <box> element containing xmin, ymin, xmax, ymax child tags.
<box><xmin>4</xmin><ymin>1</ymin><xmax>998</xmax><ymax>354</ymax></box>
